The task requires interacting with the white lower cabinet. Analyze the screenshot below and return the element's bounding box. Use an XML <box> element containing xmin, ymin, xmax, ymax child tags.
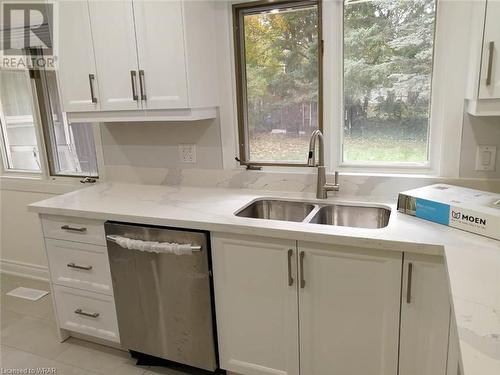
<box><xmin>40</xmin><ymin>215</ymin><xmax>119</xmax><ymax>345</ymax></box>
<box><xmin>399</xmin><ymin>253</ymin><xmax>451</xmax><ymax>375</ymax></box>
<box><xmin>212</xmin><ymin>233</ymin><xmax>403</xmax><ymax>375</ymax></box>
<box><xmin>211</xmin><ymin>233</ymin><xmax>299</xmax><ymax>375</ymax></box>
<box><xmin>298</xmin><ymin>242</ymin><xmax>402</xmax><ymax>375</ymax></box>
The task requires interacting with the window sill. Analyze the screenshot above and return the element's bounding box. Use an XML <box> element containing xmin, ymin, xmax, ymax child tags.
<box><xmin>0</xmin><ymin>175</ymin><xmax>90</xmax><ymax>195</ymax></box>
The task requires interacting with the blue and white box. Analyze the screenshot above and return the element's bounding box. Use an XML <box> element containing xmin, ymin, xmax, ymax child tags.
<box><xmin>397</xmin><ymin>184</ymin><xmax>500</xmax><ymax>241</ymax></box>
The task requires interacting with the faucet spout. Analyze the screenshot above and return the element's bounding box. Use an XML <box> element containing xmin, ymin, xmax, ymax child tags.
<box><xmin>306</xmin><ymin>130</ymin><xmax>339</xmax><ymax>199</ymax></box>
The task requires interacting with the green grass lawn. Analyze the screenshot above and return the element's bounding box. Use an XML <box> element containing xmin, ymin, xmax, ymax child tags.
<box><xmin>249</xmin><ymin>133</ymin><xmax>427</xmax><ymax>163</ymax></box>
<box><xmin>343</xmin><ymin>136</ymin><xmax>427</xmax><ymax>162</ymax></box>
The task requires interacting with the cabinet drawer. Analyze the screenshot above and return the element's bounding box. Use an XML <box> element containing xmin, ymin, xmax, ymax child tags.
<box><xmin>41</xmin><ymin>215</ymin><xmax>106</xmax><ymax>245</ymax></box>
<box><xmin>54</xmin><ymin>285</ymin><xmax>120</xmax><ymax>343</ymax></box>
<box><xmin>45</xmin><ymin>239</ymin><xmax>113</xmax><ymax>295</ymax></box>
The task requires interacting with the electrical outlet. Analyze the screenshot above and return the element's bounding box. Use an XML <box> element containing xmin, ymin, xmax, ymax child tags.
<box><xmin>475</xmin><ymin>145</ymin><xmax>496</xmax><ymax>171</ymax></box>
<box><xmin>179</xmin><ymin>144</ymin><xmax>196</xmax><ymax>163</ymax></box>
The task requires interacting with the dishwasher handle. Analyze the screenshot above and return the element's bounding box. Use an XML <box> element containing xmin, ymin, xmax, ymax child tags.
<box><xmin>106</xmin><ymin>235</ymin><xmax>201</xmax><ymax>253</ymax></box>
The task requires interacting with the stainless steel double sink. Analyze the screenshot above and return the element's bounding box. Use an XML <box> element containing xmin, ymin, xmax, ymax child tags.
<box><xmin>235</xmin><ymin>199</ymin><xmax>391</xmax><ymax>229</ymax></box>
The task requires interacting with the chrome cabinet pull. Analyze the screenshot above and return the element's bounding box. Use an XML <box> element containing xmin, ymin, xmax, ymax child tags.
<box><xmin>74</xmin><ymin>308</ymin><xmax>99</xmax><ymax>318</ymax></box>
<box><xmin>130</xmin><ymin>70</ymin><xmax>139</xmax><ymax>101</ymax></box>
<box><xmin>486</xmin><ymin>41</ymin><xmax>494</xmax><ymax>86</ymax></box>
<box><xmin>287</xmin><ymin>249</ymin><xmax>294</xmax><ymax>286</ymax></box>
<box><xmin>406</xmin><ymin>262</ymin><xmax>413</xmax><ymax>304</ymax></box>
<box><xmin>299</xmin><ymin>251</ymin><xmax>305</xmax><ymax>288</ymax></box>
<box><xmin>67</xmin><ymin>262</ymin><xmax>93</xmax><ymax>271</ymax></box>
<box><xmin>60</xmin><ymin>225</ymin><xmax>87</xmax><ymax>233</ymax></box>
<box><xmin>88</xmin><ymin>74</ymin><xmax>97</xmax><ymax>103</ymax></box>
<box><xmin>139</xmin><ymin>70</ymin><xmax>147</xmax><ymax>100</ymax></box>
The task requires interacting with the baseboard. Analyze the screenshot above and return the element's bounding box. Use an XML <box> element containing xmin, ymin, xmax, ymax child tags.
<box><xmin>0</xmin><ymin>258</ymin><xmax>49</xmax><ymax>281</ymax></box>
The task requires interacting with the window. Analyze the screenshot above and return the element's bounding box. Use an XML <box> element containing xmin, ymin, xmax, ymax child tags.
<box><xmin>343</xmin><ymin>0</ymin><xmax>436</xmax><ymax>165</ymax></box>
<box><xmin>234</xmin><ymin>0</ymin><xmax>321</xmax><ymax>166</ymax></box>
<box><xmin>0</xmin><ymin>58</ymin><xmax>98</xmax><ymax>178</ymax></box>
<box><xmin>0</xmin><ymin>69</ymin><xmax>42</xmax><ymax>172</ymax></box>
<box><xmin>35</xmin><ymin>69</ymin><xmax>98</xmax><ymax>177</ymax></box>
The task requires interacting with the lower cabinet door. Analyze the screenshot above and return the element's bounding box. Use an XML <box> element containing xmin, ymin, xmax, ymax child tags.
<box><xmin>211</xmin><ymin>233</ymin><xmax>299</xmax><ymax>375</ymax></box>
<box><xmin>298</xmin><ymin>242</ymin><xmax>402</xmax><ymax>375</ymax></box>
<box><xmin>399</xmin><ymin>253</ymin><xmax>451</xmax><ymax>375</ymax></box>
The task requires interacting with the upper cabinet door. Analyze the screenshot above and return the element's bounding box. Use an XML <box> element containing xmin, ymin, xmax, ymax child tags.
<box><xmin>57</xmin><ymin>0</ymin><xmax>99</xmax><ymax>112</ymax></box>
<box><xmin>87</xmin><ymin>0</ymin><xmax>141</xmax><ymax>111</ymax></box>
<box><xmin>298</xmin><ymin>242</ymin><xmax>401</xmax><ymax>375</ymax></box>
<box><xmin>133</xmin><ymin>0</ymin><xmax>188</xmax><ymax>109</ymax></box>
<box><xmin>399</xmin><ymin>253</ymin><xmax>451</xmax><ymax>375</ymax></box>
<box><xmin>479</xmin><ymin>0</ymin><xmax>500</xmax><ymax>99</ymax></box>
<box><xmin>211</xmin><ymin>233</ymin><xmax>299</xmax><ymax>375</ymax></box>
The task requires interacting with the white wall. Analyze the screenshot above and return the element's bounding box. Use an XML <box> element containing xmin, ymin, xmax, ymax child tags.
<box><xmin>0</xmin><ymin>189</ymin><xmax>55</xmax><ymax>279</ymax></box>
<box><xmin>460</xmin><ymin>114</ymin><xmax>500</xmax><ymax>178</ymax></box>
<box><xmin>101</xmin><ymin>119</ymin><xmax>223</xmax><ymax>169</ymax></box>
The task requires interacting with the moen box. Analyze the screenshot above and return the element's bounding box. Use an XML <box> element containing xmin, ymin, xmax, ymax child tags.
<box><xmin>397</xmin><ymin>184</ymin><xmax>500</xmax><ymax>241</ymax></box>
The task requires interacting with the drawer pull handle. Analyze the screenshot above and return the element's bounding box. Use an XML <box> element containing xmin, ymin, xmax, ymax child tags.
<box><xmin>74</xmin><ymin>309</ymin><xmax>99</xmax><ymax>318</ymax></box>
<box><xmin>67</xmin><ymin>263</ymin><xmax>93</xmax><ymax>271</ymax></box>
<box><xmin>61</xmin><ymin>225</ymin><xmax>87</xmax><ymax>233</ymax></box>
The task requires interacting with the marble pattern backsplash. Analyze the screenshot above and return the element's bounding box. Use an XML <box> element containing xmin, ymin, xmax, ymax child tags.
<box><xmin>104</xmin><ymin>166</ymin><xmax>500</xmax><ymax>200</ymax></box>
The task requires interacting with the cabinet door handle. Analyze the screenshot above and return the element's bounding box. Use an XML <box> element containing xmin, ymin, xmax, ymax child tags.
<box><xmin>287</xmin><ymin>249</ymin><xmax>294</xmax><ymax>286</ymax></box>
<box><xmin>74</xmin><ymin>308</ymin><xmax>99</xmax><ymax>318</ymax></box>
<box><xmin>88</xmin><ymin>74</ymin><xmax>97</xmax><ymax>103</ymax></box>
<box><xmin>299</xmin><ymin>251</ymin><xmax>305</xmax><ymax>289</ymax></box>
<box><xmin>406</xmin><ymin>262</ymin><xmax>413</xmax><ymax>304</ymax></box>
<box><xmin>67</xmin><ymin>262</ymin><xmax>93</xmax><ymax>271</ymax></box>
<box><xmin>486</xmin><ymin>41</ymin><xmax>494</xmax><ymax>86</ymax></box>
<box><xmin>130</xmin><ymin>70</ymin><xmax>139</xmax><ymax>101</ymax></box>
<box><xmin>60</xmin><ymin>225</ymin><xmax>87</xmax><ymax>233</ymax></box>
<box><xmin>139</xmin><ymin>70</ymin><xmax>147</xmax><ymax>100</ymax></box>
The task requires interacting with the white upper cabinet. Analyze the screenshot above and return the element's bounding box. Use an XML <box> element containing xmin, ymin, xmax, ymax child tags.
<box><xmin>87</xmin><ymin>0</ymin><xmax>141</xmax><ymax>111</ymax></box>
<box><xmin>57</xmin><ymin>0</ymin><xmax>100</xmax><ymax>112</ymax></box>
<box><xmin>399</xmin><ymin>253</ymin><xmax>451</xmax><ymax>375</ymax></box>
<box><xmin>466</xmin><ymin>0</ymin><xmax>500</xmax><ymax>115</ymax></box>
<box><xmin>479</xmin><ymin>0</ymin><xmax>500</xmax><ymax>99</ymax></box>
<box><xmin>57</xmin><ymin>0</ymin><xmax>218</xmax><ymax>121</ymax></box>
<box><xmin>298</xmin><ymin>242</ymin><xmax>402</xmax><ymax>375</ymax></box>
<box><xmin>132</xmin><ymin>0</ymin><xmax>188</xmax><ymax>110</ymax></box>
<box><xmin>211</xmin><ymin>233</ymin><xmax>299</xmax><ymax>375</ymax></box>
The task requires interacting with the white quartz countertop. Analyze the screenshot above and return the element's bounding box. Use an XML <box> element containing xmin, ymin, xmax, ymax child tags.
<box><xmin>28</xmin><ymin>182</ymin><xmax>500</xmax><ymax>375</ymax></box>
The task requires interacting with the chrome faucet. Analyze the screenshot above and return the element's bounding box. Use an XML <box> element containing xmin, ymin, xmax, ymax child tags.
<box><xmin>307</xmin><ymin>129</ymin><xmax>339</xmax><ymax>199</ymax></box>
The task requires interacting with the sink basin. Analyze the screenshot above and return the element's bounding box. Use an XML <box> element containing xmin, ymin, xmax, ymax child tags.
<box><xmin>235</xmin><ymin>199</ymin><xmax>315</xmax><ymax>222</ymax></box>
<box><xmin>308</xmin><ymin>204</ymin><xmax>391</xmax><ymax>229</ymax></box>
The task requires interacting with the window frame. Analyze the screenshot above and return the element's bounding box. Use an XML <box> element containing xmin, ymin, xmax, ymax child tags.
<box><xmin>32</xmin><ymin>67</ymin><xmax>99</xmax><ymax>178</ymax></box>
<box><xmin>222</xmin><ymin>0</ymin><xmax>463</xmax><ymax>176</ymax></box>
<box><xmin>339</xmin><ymin>0</ymin><xmax>438</xmax><ymax>170</ymax></box>
<box><xmin>0</xmin><ymin>64</ymin><xmax>103</xmax><ymax>182</ymax></box>
<box><xmin>233</xmin><ymin>0</ymin><xmax>323</xmax><ymax>168</ymax></box>
<box><xmin>0</xmin><ymin>66</ymin><xmax>48</xmax><ymax>176</ymax></box>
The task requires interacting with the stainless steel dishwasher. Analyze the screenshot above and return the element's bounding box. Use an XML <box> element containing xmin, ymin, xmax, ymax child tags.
<box><xmin>104</xmin><ymin>222</ymin><xmax>217</xmax><ymax>372</ymax></box>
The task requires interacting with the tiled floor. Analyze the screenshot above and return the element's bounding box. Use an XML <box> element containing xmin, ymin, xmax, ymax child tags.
<box><xmin>0</xmin><ymin>273</ymin><xmax>210</xmax><ymax>375</ymax></box>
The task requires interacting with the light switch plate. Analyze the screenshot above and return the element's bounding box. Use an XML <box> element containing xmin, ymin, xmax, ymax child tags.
<box><xmin>179</xmin><ymin>144</ymin><xmax>196</xmax><ymax>163</ymax></box>
<box><xmin>475</xmin><ymin>145</ymin><xmax>496</xmax><ymax>171</ymax></box>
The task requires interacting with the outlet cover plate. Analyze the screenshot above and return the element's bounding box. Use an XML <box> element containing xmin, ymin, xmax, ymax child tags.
<box><xmin>475</xmin><ymin>145</ymin><xmax>496</xmax><ymax>171</ymax></box>
<box><xmin>179</xmin><ymin>144</ymin><xmax>196</xmax><ymax>163</ymax></box>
